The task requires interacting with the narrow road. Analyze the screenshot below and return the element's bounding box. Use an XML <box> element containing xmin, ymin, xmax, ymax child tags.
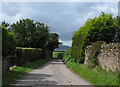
<box><xmin>10</xmin><ymin>59</ymin><xmax>94</xmax><ymax>86</ymax></box>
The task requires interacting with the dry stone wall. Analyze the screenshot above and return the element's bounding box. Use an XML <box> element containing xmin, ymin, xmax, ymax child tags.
<box><xmin>84</xmin><ymin>45</ymin><xmax>92</xmax><ymax>65</ymax></box>
<box><xmin>84</xmin><ymin>43</ymin><xmax>120</xmax><ymax>72</ymax></box>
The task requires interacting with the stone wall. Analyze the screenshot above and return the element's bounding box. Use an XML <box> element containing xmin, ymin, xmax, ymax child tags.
<box><xmin>84</xmin><ymin>43</ymin><xmax>120</xmax><ymax>72</ymax></box>
<box><xmin>84</xmin><ymin>45</ymin><xmax>92</xmax><ymax>65</ymax></box>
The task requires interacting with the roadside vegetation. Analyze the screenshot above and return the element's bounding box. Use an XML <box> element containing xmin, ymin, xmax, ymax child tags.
<box><xmin>1</xmin><ymin>11</ymin><xmax>120</xmax><ymax>86</ymax></box>
<box><xmin>53</xmin><ymin>51</ymin><xmax>65</xmax><ymax>58</ymax></box>
<box><xmin>63</xmin><ymin>49</ymin><xmax>119</xmax><ymax>86</ymax></box>
<box><xmin>2</xmin><ymin>59</ymin><xmax>50</xmax><ymax>86</ymax></box>
<box><xmin>71</xmin><ymin>12</ymin><xmax>119</xmax><ymax>63</ymax></box>
<box><xmin>63</xmin><ymin>12</ymin><xmax>120</xmax><ymax>86</ymax></box>
<box><xmin>1</xmin><ymin>19</ymin><xmax>59</xmax><ymax>59</ymax></box>
<box><xmin>1</xmin><ymin>19</ymin><xmax>59</xmax><ymax>86</ymax></box>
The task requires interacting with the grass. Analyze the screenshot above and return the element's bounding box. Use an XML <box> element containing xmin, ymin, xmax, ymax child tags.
<box><xmin>52</xmin><ymin>51</ymin><xmax>65</xmax><ymax>58</ymax></box>
<box><xmin>2</xmin><ymin>58</ymin><xmax>50</xmax><ymax>86</ymax></box>
<box><xmin>64</xmin><ymin>58</ymin><xmax>119</xmax><ymax>86</ymax></box>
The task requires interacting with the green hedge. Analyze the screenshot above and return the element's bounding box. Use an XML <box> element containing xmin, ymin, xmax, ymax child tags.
<box><xmin>2</xmin><ymin>26</ymin><xmax>9</xmax><ymax>57</ymax></box>
<box><xmin>71</xmin><ymin>12</ymin><xmax>118</xmax><ymax>63</ymax></box>
<box><xmin>63</xmin><ymin>49</ymin><xmax>71</xmax><ymax>62</ymax></box>
<box><xmin>8</xmin><ymin>32</ymin><xmax>16</xmax><ymax>55</ymax></box>
<box><xmin>44</xmin><ymin>49</ymin><xmax>52</xmax><ymax>59</ymax></box>
<box><xmin>1</xmin><ymin>25</ymin><xmax>16</xmax><ymax>57</ymax></box>
<box><xmin>16</xmin><ymin>47</ymin><xmax>42</xmax><ymax>66</ymax></box>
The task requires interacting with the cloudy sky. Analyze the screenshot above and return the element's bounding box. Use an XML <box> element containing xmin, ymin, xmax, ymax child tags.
<box><xmin>1</xmin><ymin>1</ymin><xmax>119</xmax><ymax>46</ymax></box>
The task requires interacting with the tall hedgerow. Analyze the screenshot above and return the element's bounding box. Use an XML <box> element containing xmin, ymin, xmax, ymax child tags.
<box><xmin>71</xmin><ymin>12</ymin><xmax>118</xmax><ymax>63</ymax></box>
<box><xmin>8</xmin><ymin>32</ymin><xmax>16</xmax><ymax>55</ymax></box>
<box><xmin>1</xmin><ymin>23</ymin><xmax>16</xmax><ymax>57</ymax></box>
<box><xmin>1</xmin><ymin>26</ymin><xmax>9</xmax><ymax>57</ymax></box>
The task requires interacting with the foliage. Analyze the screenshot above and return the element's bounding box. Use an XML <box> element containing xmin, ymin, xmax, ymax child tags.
<box><xmin>1</xmin><ymin>26</ymin><xmax>9</xmax><ymax>57</ymax></box>
<box><xmin>63</xmin><ymin>49</ymin><xmax>71</xmax><ymax>62</ymax></box>
<box><xmin>8</xmin><ymin>32</ymin><xmax>16</xmax><ymax>55</ymax></box>
<box><xmin>16</xmin><ymin>47</ymin><xmax>42</xmax><ymax>66</ymax></box>
<box><xmin>1</xmin><ymin>21</ymin><xmax>9</xmax><ymax>28</ymax></box>
<box><xmin>63</xmin><ymin>50</ymin><xmax>119</xmax><ymax>86</ymax></box>
<box><xmin>4</xmin><ymin>19</ymin><xmax>59</xmax><ymax>60</ymax></box>
<box><xmin>10</xmin><ymin>19</ymin><xmax>35</xmax><ymax>47</ymax></box>
<box><xmin>117</xmin><ymin>16</ymin><xmax>120</xmax><ymax>41</ymax></box>
<box><xmin>2</xmin><ymin>59</ymin><xmax>50</xmax><ymax>86</ymax></box>
<box><xmin>47</xmin><ymin>33</ymin><xmax>59</xmax><ymax>51</ymax></box>
<box><xmin>10</xmin><ymin>19</ymin><xmax>49</xmax><ymax>48</ymax></box>
<box><xmin>33</xmin><ymin>22</ymin><xmax>49</xmax><ymax>48</ymax></box>
<box><xmin>46</xmin><ymin>33</ymin><xmax>59</xmax><ymax>58</ymax></box>
<box><xmin>87</xmin><ymin>41</ymin><xmax>105</xmax><ymax>68</ymax></box>
<box><xmin>71</xmin><ymin>12</ymin><xmax>118</xmax><ymax>63</ymax></box>
<box><xmin>44</xmin><ymin>49</ymin><xmax>52</xmax><ymax>59</ymax></box>
<box><xmin>1</xmin><ymin>23</ymin><xmax>16</xmax><ymax>56</ymax></box>
<box><xmin>53</xmin><ymin>51</ymin><xmax>65</xmax><ymax>58</ymax></box>
<box><xmin>113</xmin><ymin>16</ymin><xmax>120</xmax><ymax>42</ymax></box>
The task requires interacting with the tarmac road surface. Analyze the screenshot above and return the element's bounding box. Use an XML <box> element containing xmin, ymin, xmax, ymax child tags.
<box><xmin>10</xmin><ymin>59</ymin><xmax>94</xmax><ymax>87</ymax></box>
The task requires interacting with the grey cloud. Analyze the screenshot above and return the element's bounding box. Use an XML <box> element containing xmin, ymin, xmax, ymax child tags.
<box><xmin>2</xmin><ymin>2</ymin><xmax>117</xmax><ymax>46</ymax></box>
<box><xmin>2</xmin><ymin>2</ymin><xmax>21</xmax><ymax>16</ymax></box>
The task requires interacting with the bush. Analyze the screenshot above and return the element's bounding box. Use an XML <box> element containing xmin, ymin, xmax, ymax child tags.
<box><xmin>71</xmin><ymin>12</ymin><xmax>118</xmax><ymax>63</ymax></box>
<box><xmin>2</xmin><ymin>26</ymin><xmax>9</xmax><ymax>57</ymax></box>
<box><xmin>16</xmin><ymin>47</ymin><xmax>42</xmax><ymax>66</ymax></box>
<box><xmin>63</xmin><ymin>49</ymin><xmax>71</xmax><ymax>63</ymax></box>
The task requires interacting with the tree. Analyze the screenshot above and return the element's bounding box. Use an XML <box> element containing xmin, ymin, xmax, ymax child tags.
<box><xmin>47</xmin><ymin>33</ymin><xmax>59</xmax><ymax>51</ymax></box>
<box><xmin>9</xmin><ymin>18</ymin><xmax>59</xmax><ymax>59</ymax></box>
<box><xmin>33</xmin><ymin>22</ymin><xmax>49</xmax><ymax>48</ymax></box>
<box><xmin>1</xmin><ymin>21</ymin><xmax>9</xmax><ymax>28</ymax></box>
<box><xmin>88</xmin><ymin>12</ymin><xmax>117</xmax><ymax>43</ymax></box>
<box><xmin>46</xmin><ymin>33</ymin><xmax>59</xmax><ymax>58</ymax></box>
<box><xmin>10</xmin><ymin>19</ymin><xmax>36</xmax><ymax>47</ymax></box>
<box><xmin>71</xmin><ymin>12</ymin><xmax>118</xmax><ymax>63</ymax></box>
<box><xmin>10</xmin><ymin>19</ymin><xmax>50</xmax><ymax>49</ymax></box>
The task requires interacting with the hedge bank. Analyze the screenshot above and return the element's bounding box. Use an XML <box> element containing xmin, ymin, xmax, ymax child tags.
<box><xmin>16</xmin><ymin>47</ymin><xmax>42</xmax><ymax>66</ymax></box>
<box><xmin>63</xmin><ymin>49</ymin><xmax>119</xmax><ymax>86</ymax></box>
<box><xmin>71</xmin><ymin>12</ymin><xmax>118</xmax><ymax>63</ymax></box>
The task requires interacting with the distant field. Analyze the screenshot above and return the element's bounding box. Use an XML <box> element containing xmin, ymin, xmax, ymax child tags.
<box><xmin>52</xmin><ymin>51</ymin><xmax>65</xmax><ymax>58</ymax></box>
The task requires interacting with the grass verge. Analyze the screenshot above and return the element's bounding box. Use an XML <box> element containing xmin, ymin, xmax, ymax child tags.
<box><xmin>64</xmin><ymin>59</ymin><xmax>119</xmax><ymax>86</ymax></box>
<box><xmin>2</xmin><ymin>58</ymin><xmax>50</xmax><ymax>86</ymax></box>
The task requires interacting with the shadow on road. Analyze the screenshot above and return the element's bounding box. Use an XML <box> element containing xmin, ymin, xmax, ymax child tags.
<box><xmin>5</xmin><ymin>59</ymin><xmax>62</xmax><ymax>87</ymax></box>
<box><xmin>10</xmin><ymin>73</ymin><xmax>57</xmax><ymax>86</ymax></box>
